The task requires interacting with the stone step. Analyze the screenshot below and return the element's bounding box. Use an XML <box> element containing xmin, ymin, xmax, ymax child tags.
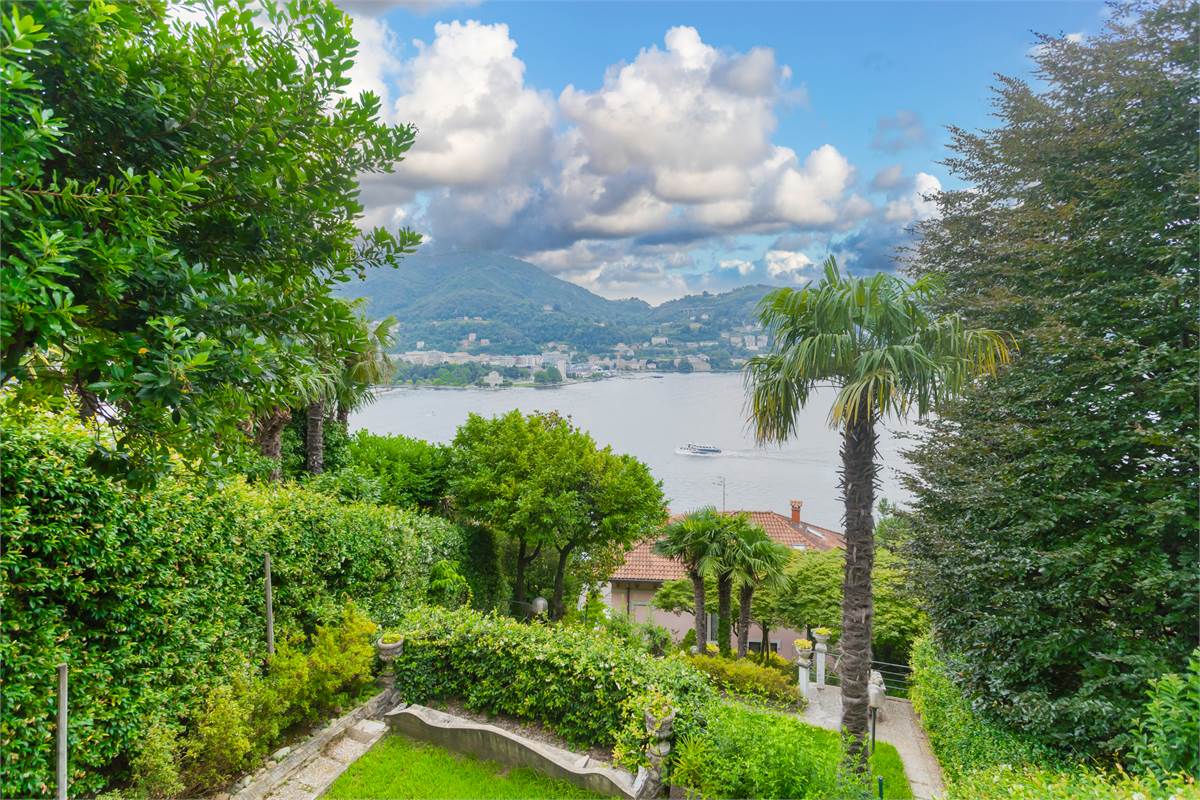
<box><xmin>347</xmin><ymin>718</ymin><xmax>387</xmax><ymax>744</ymax></box>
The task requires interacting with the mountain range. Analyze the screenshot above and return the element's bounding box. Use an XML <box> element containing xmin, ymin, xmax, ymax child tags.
<box><xmin>338</xmin><ymin>252</ymin><xmax>772</xmax><ymax>355</ymax></box>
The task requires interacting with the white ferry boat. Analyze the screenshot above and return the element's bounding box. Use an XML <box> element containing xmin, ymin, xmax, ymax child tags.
<box><xmin>677</xmin><ymin>443</ymin><xmax>722</xmax><ymax>455</ymax></box>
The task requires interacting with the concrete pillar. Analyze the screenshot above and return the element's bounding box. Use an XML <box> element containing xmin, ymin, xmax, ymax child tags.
<box><xmin>798</xmin><ymin>660</ymin><xmax>810</xmax><ymax>698</ymax></box>
<box><xmin>815</xmin><ymin>642</ymin><xmax>827</xmax><ymax>689</ymax></box>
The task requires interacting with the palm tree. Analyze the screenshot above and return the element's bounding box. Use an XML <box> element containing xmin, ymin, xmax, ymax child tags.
<box><xmin>702</xmin><ymin>512</ymin><xmax>758</xmax><ymax>657</ymax></box>
<box><xmin>729</xmin><ymin>526</ymin><xmax>791</xmax><ymax>658</ymax></box>
<box><xmin>745</xmin><ymin>255</ymin><xmax>1012</xmax><ymax>773</ymax></box>
<box><xmin>654</xmin><ymin>507</ymin><xmax>728</xmax><ymax>650</ymax></box>
<box><xmin>334</xmin><ymin>315</ymin><xmax>396</xmax><ymax>426</ymax></box>
<box><xmin>304</xmin><ymin>313</ymin><xmax>396</xmax><ymax>474</ymax></box>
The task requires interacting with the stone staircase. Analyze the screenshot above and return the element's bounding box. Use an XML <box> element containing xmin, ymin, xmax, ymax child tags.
<box><xmin>232</xmin><ymin>691</ymin><xmax>395</xmax><ymax>800</ymax></box>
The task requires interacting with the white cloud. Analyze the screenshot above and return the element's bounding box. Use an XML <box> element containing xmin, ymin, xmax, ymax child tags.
<box><xmin>344</xmin><ymin>13</ymin><xmax>404</xmax><ymax>108</ymax></box>
<box><xmin>883</xmin><ymin>171</ymin><xmax>942</xmax><ymax>224</ymax></box>
<box><xmin>345</xmin><ymin>19</ymin><xmax>901</xmax><ymax>299</ymax></box>
<box><xmin>720</xmin><ymin>259</ymin><xmax>756</xmax><ymax>276</ymax></box>
<box><xmin>764</xmin><ymin>249</ymin><xmax>813</xmax><ymax>279</ymax></box>
<box><xmin>390</xmin><ymin>21</ymin><xmax>555</xmax><ymax>189</ymax></box>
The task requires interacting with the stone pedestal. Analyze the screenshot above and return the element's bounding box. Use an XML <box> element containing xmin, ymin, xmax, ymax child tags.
<box><xmin>638</xmin><ymin>707</ymin><xmax>675</xmax><ymax>799</ymax></box>
<box><xmin>796</xmin><ymin>652</ymin><xmax>816</xmax><ymax>695</ymax></box>
<box><xmin>815</xmin><ymin>643</ymin><xmax>827</xmax><ymax>689</ymax></box>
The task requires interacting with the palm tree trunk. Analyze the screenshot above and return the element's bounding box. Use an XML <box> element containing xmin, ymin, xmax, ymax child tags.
<box><xmin>737</xmin><ymin>583</ymin><xmax>754</xmax><ymax>658</ymax></box>
<box><xmin>717</xmin><ymin>571</ymin><xmax>733</xmax><ymax>656</ymax></box>
<box><xmin>690</xmin><ymin>570</ymin><xmax>707</xmax><ymax>650</ymax></box>
<box><xmin>336</xmin><ymin>403</ymin><xmax>350</xmax><ymax>427</ymax></box>
<box><xmin>838</xmin><ymin>409</ymin><xmax>879</xmax><ymax>775</ymax></box>
<box><xmin>550</xmin><ymin>542</ymin><xmax>575</xmax><ymax>620</ymax></box>
<box><xmin>255</xmin><ymin>407</ymin><xmax>292</xmax><ymax>482</ymax></box>
<box><xmin>305</xmin><ymin>400</ymin><xmax>325</xmax><ymax>474</ymax></box>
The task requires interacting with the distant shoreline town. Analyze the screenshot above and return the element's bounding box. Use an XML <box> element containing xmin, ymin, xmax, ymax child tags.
<box><xmin>391</xmin><ymin>321</ymin><xmax>772</xmax><ymax>387</ymax></box>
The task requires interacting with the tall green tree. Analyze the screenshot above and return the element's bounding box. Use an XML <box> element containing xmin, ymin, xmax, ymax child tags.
<box><xmin>0</xmin><ymin>0</ymin><xmax>420</xmax><ymax>480</ymax></box>
<box><xmin>449</xmin><ymin>411</ymin><xmax>664</xmax><ymax>616</ymax></box>
<box><xmin>903</xmin><ymin>1</ymin><xmax>1198</xmax><ymax>755</ymax></box>
<box><xmin>654</xmin><ymin>507</ymin><xmax>728</xmax><ymax>649</ymax></box>
<box><xmin>745</xmin><ymin>256</ymin><xmax>1011</xmax><ymax>772</ymax></box>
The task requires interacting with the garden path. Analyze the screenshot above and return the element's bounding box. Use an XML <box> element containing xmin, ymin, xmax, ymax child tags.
<box><xmin>799</xmin><ymin>690</ymin><xmax>946</xmax><ymax>800</ymax></box>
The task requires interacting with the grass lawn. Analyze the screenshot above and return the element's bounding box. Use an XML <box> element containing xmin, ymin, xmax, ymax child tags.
<box><xmin>868</xmin><ymin>742</ymin><xmax>913</xmax><ymax>800</ymax></box>
<box><xmin>323</xmin><ymin>735</ymin><xmax>604</xmax><ymax>799</ymax></box>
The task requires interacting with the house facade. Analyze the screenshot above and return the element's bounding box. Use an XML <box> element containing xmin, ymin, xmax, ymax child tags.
<box><xmin>602</xmin><ymin>500</ymin><xmax>844</xmax><ymax>661</ymax></box>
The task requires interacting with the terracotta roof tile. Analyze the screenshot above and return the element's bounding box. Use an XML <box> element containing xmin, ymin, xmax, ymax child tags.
<box><xmin>610</xmin><ymin>508</ymin><xmax>844</xmax><ymax>583</ymax></box>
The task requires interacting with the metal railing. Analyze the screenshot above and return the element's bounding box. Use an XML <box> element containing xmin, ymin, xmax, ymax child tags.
<box><xmin>822</xmin><ymin>649</ymin><xmax>913</xmax><ymax>697</ymax></box>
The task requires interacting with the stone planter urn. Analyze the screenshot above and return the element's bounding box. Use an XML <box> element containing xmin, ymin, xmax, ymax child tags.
<box><xmin>812</xmin><ymin>630</ymin><xmax>830</xmax><ymax>645</ymax></box>
<box><xmin>376</xmin><ymin>636</ymin><xmax>404</xmax><ymax>662</ymax></box>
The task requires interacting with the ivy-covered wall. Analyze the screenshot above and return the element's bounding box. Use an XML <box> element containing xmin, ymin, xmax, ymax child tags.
<box><xmin>1</xmin><ymin>410</ymin><xmax>466</xmax><ymax>797</ymax></box>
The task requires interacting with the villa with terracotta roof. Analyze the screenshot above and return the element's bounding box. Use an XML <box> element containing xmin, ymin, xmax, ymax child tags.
<box><xmin>602</xmin><ymin>500</ymin><xmax>844</xmax><ymax>661</ymax></box>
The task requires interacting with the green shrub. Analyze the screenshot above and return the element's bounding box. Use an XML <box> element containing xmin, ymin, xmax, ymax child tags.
<box><xmin>130</xmin><ymin>724</ymin><xmax>183</xmax><ymax>799</ymax></box>
<box><xmin>671</xmin><ymin>702</ymin><xmax>910</xmax><ymax>799</ymax></box>
<box><xmin>588</xmin><ymin>612</ymin><xmax>673</xmax><ymax>657</ymax></box>
<box><xmin>0</xmin><ymin>409</ymin><xmax>463</xmax><ymax>797</ymax></box>
<box><xmin>387</xmin><ymin>606</ymin><xmax>716</xmax><ymax>770</ymax></box>
<box><xmin>909</xmin><ymin>634</ymin><xmax>1199</xmax><ymax>799</ymax></box>
<box><xmin>1127</xmin><ymin>649</ymin><xmax>1200</xmax><ymax>780</ymax></box>
<box><xmin>344</xmin><ymin>431</ymin><xmax>451</xmax><ymax>509</ymax></box>
<box><xmin>949</xmin><ymin>763</ymin><xmax>1199</xmax><ymax>800</ymax></box>
<box><xmin>180</xmin><ymin>605</ymin><xmax>377</xmax><ymax>791</ymax></box>
<box><xmin>685</xmin><ymin>654</ymin><xmax>802</xmax><ymax>708</ymax></box>
<box><xmin>427</xmin><ymin>560</ymin><xmax>473</xmax><ymax>609</ymax></box>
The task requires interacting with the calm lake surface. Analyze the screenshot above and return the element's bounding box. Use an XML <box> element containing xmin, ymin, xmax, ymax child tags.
<box><xmin>351</xmin><ymin>372</ymin><xmax>917</xmax><ymax>529</ymax></box>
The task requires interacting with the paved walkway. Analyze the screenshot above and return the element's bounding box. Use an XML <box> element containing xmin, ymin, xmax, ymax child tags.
<box><xmin>800</xmin><ymin>688</ymin><xmax>945</xmax><ymax>800</ymax></box>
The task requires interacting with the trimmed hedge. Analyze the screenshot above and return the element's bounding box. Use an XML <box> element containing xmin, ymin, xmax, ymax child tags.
<box><xmin>386</xmin><ymin>606</ymin><xmax>717</xmax><ymax>769</ymax></box>
<box><xmin>909</xmin><ymin>634</ymin><xmax>1199</xmax><ymax>800</ymax></box>
<box><xmin>1</xmin><ymin>410</ymin><xmax>465</xmax><ymax>797</ymax></box>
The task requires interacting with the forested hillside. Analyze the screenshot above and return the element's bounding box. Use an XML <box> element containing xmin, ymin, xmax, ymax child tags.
<box><xmin>339</xmin><ymin>252</ymin><xmax>770</xmax><ymax>354</ymax></box>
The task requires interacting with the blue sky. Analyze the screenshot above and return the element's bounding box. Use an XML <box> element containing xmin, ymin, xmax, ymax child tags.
<box><xmin>342</xmin><ymin>0</ymin><xmax>1105</xmax><ymax>303</ymax></box>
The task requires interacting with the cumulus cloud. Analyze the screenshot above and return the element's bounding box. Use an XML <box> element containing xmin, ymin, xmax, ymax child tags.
<box><xmin>556</xmin><ymin>27</ymin><xmax>864</xmax><ymax>238</ymax></box>
<box><xmin>882</xmin><ymin>172</ymin><xmax>942</xmax><ymax>224</ymax></box>
<box><xmin>345</xmin><ymin>19</ymin><xmax>919</xmax><ymax>300</ymax></box>
<box><xmin>390</xmin><ymin>21</ymin><xmax>556</xmax><ymax>188</ymax></box>
<box><xmin>871</xmin><ymin>110</ymin><xmax>930</xmax><ymax>153</ymax></box>
<box><xmin>764</xmin><ymin>248</ymin><xmax>813</xmax><ymax>280</ymax></box>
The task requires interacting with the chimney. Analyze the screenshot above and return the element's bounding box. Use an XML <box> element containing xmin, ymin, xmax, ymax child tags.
<box><xmin>789</xmin><ymin>500</ymin><xmax>803</xmax><ymax>525</ymax></box>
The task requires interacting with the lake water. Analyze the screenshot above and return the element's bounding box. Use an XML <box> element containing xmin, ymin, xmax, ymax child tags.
<box><xmin>351</xmin><ymin>372</ymin><xmax>916</xmax><ymax>530</ymax></box>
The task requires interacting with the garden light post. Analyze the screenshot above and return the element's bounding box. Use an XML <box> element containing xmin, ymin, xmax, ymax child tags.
<box><xmin>713</xmin><ymin>476</ymin><xmax>726</xmax><ymax>512</ymax></box>
<box><xmin>56</xmin><ymin>663</ymin><xmax>67</xmax><ymax>800</ymax></box>
<box><xmin>264</xmin><ymin>554</ymin><xmax>275</xmax><ymax>658</ymax></box>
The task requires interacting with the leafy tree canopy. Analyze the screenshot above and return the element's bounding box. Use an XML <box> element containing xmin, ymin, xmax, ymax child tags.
<box><xmin>448</xmin><ymin>410</ymin><xmax>665</xmax><ymax>616</ymax></box>
<box><xmin>0</xmin><ymin>0</ymin><xmax>419</xmax><ymax>480</ymax></box>
<box><xmin>774</xmin><ymin>548</ymin><xmax>927</xmax><ymax>665</ymax></box>
<box><xmin>903</xmin><ymin>0</ymin><xmax>1198</xmax><ymax>755</ymax></box>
